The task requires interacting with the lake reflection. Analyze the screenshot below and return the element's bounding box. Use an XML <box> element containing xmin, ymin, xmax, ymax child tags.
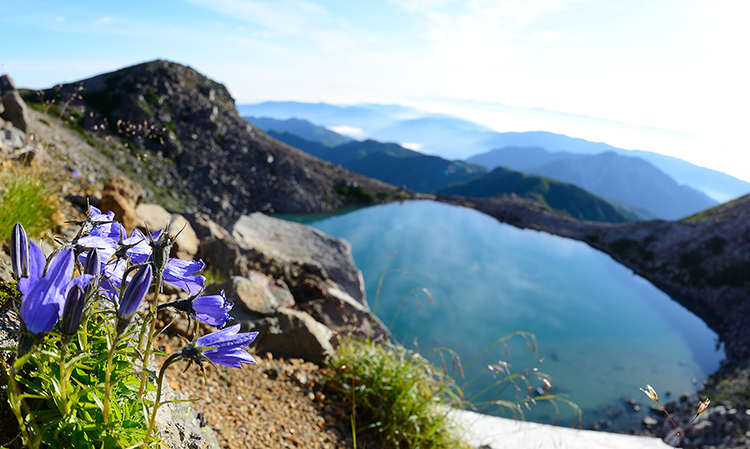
<box><xmin>279</xmin><ymin>200</ymin><xmax>723</xmax><ymax>430</ymax></box>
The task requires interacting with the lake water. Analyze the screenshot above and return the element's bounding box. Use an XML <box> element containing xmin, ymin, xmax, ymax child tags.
<box><xmin>279</xmin><ymin>200</ymin><xmax>723</xmax><ymax>430</ymax></box>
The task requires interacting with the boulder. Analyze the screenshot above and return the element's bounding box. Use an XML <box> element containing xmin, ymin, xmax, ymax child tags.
<box><xmin>204</xmin><ymin>274</ymin><xmax>294</xmax><ymax>316</ymax></box>
<box><xmin>228</xmin><ymin>213</ymin><xmax>366</xmax><ymax>306</ymax></box>
<box><xmin>298</xmin><ymin>282</ymin><xmax>390</xmax><ymax>343</ymax></box>
<box><xmin>1</xmin><ymin>90</ymin><xmax>29</xmax><ymax>133</ymax></box>
<box><xmin>238</xmin><ymin>308</ymin><xmax>334</xmax><ymax>365</ymax></box>
<box><xmin>185</xmin><ymin>213</ymin><xmax>249</xmax><ymax>278</ymax></box>
<box><xmin>135</xmin><ymin>204</ymin><xmax>199</xmax><ymax>260</ymax></box>
<box><xmin>0</xmin><ymin>75</ymin><xmax>15</xmax><ymax>94</ymax></box>
<box><xmin>101</xmin><ymin>175</ymin><xmax>145</xmax><ymax>233</ymax></box>
<box><xmin>0</xmin><ymin>122</ymin><xmax>24</xmax><ymax>154</ymax></box>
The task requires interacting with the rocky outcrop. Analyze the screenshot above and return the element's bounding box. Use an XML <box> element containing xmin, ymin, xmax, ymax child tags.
<box><xmin>42</xmin><ymin>60</ymin><xmax>403</xmax><ymax>221</ymax></box>
<box><xmin>101</xmin><ymin>175</ymin><xmax>144</xmax><ymax>233</ymax></box>
<box><xmin>186</xmin><ymin>212</ymin><xmax>389</xmax><ymax>362</ymax></box>
<box><xmin>0</xmin><ymin>75</ymin><xmax>29</xmax><ymax>133</ymax></box>
<box><xmin>228</xmin><ymin>213</ymin><xmax>366</xmax><ymax>305</ymax></box>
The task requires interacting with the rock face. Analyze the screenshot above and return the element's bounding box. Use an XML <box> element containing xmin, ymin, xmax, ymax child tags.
<box><xmin>101</xmin><ymin>175</ymin><xmax>145</xmax><ymax>233</ymax></box>
<box><xmin>187</xmin><ymin>212</ymin><xmax>389</xmax><ymax>363</ymax></box>
<box><xmin>229</xmin><ymin>213</ymin><xmax>366</xmax><ymax>305</ymax></box>
<box><xmin>47</xmin><ymin>60</ymin><xmax>402</xmax><ymax>221</ymax></box>
<box><xmin>0</xmin><ymin>75</ymin><xmax>30</xmax><ymax>132</ymax></box>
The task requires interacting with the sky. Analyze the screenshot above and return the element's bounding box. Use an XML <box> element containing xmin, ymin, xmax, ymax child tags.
<box><xmin>2</xmin><ymin>0</ymin><xmax>749</xmax><ymax>181</ymax></box>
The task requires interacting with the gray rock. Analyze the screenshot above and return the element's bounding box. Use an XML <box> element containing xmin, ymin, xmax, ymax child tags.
<box><xmin>1</xmin><ymin>90</ymin><xmax>29</xmax><ymax>132</ymax></box>
<box><xmin>642</xmin><ymin>415</ymin><xmax>659</xmax><ymax>428</ymax></box>
<box><xmin>205</xmin><ymin>274</ymin><xmax>294</xmax><ymax>316</ymax></box>
<box><xmin>299</xmin><ymin>282</ymin><xmax>389</xmax><ymax>343</ymax></box>
<box><xmin>229</xmin><ymin>212</ymin><xmax>366</xmax><ymax>305</ymax></box>
<box><xmin>1</xmin><ymin>123</ymin><xmax>25</xmax><ymax>153</ymax></box>
<box><xmin>238</xmin><ymin>308</ymin><xmax>334</xmax><ymax>365</ymax></box>
<box><xmin>185</xmin><ymin>213</ymin><xmax>249</xmax><ymax>278</ymax></box>
<box><xmin>0</xmin><ymin>75</ymin><xmax>15</xmax><ymax>94</ymax></box>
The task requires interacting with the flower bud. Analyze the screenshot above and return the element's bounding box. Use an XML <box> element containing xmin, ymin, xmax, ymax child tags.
<box><xmin>116</xmin><ymin>264</ymin><xmax>152</xmax><ymax>335</ymax></box>
<box><xmin>83</xmin><ymin>248</ymin><xmax>101</xmax><ymax>278</ymax></box>
<box><xmin>60</xmin><ymin>285</ymin><xmax>86</xmax><ymax>336</ymax></box>
<box><xmin>10</xmin><ymin>223</ymin><xmax>29</xmax><ymax>280</ymax></box>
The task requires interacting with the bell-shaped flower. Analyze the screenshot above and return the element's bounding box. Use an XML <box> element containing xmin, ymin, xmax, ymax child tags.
<box><xmin>162</xmin><ymin>259</ymin><xmax>206</xmax><ymax>295</ymax></box>
<box><xmin>160</xmin><ymin>290</ymin><xmax>233</xmax><ymax>327</ymax></box>
<box><xmin>20</xmin><ymin>249</ymin><xmax>75</xmax><ymax>336</ymax></box>
<box><xmin>194</xmin><ymin>324</ymin><xmax>258</xmax><ymax>368</ymax></box>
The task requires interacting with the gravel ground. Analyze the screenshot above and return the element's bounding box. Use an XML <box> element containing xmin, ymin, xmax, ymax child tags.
<box><xmin>155</xmin><ymin>332</ymin><xmax>381</xmax><ymax>449</ymax></box>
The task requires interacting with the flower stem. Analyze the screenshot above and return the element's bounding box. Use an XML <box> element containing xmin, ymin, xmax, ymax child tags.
<box><xmin>143</xmin><ymin>352</ymin><xmax>182</xmax><ymax>444</ymax></box>
<box><xmin>139</xmin><ymin>270</ymin><xmax>163</xmax><ymax>397</ymax></box>
<box><xmin>102</xmin><ymin>333</ymin><xmax>118</xmax><ymax>424</ymax></box>
<box><xmin>4</xmin><ymin>363</ymin><xmax>41</xmax><ymax>449</ymax></box>
<box><xmin>59</xmin><ymin>339</ymin><xmax>70</xmax><ymax>416</ymax></box>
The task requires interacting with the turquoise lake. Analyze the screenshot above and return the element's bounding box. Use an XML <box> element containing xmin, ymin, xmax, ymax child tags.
<box><xmin>280</xmin><ymin>200</ymin><xmax>723</xmax><ymax>430</ymax></box>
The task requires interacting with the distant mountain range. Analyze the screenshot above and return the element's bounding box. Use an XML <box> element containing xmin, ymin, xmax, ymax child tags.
<box><xmin>246</xmin><ymin>117</ymin><xmax>639</xmax><ymax>222</ymax></box>
<box><xmin>244</xmin><ymin>117</ymin><xmax>488</xmax><ymax>194</ymax></box>
<box><xmin>467</xmin><ymin>147</ymin><xmax>717</xmax><ymax>220</ymax></box>
<box><xmin>437</xmin><ymin>167</ymin><xmax>636</xmax><ymax>223</ymax></box>
<box><xmin>237</xmin><ymin>102</ymin><xmax>750</xmax><ymax>203</ymax></box>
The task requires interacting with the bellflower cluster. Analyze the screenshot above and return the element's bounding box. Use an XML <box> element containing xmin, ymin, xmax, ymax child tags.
<box><xmin>4</xmin><ymin>207</ymin><xmax>258</xmax><ymax>449</ymax></box>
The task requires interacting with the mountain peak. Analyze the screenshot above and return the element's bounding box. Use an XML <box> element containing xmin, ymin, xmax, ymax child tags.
<box><xmin>42</xmin><ymin>60</ymin><xmax>400</xmax><ymax>219</ymax></box>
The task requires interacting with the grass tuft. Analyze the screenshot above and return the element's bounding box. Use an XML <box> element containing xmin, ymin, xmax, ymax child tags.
<box><xmin>0</xmin><ymin>165</ymin><xmax>61</xmax><ymax>242</ymax></box>
<box><xmin>327</xmin><ymin>336</ymin><xmax>471</xmax><ymax>449</ymax></box>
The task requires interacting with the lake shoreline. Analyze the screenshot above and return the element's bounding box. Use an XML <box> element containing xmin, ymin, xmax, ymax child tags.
<box><xmin>433</xmin><ymin>193</ymin><xmax>750</xmax><ymax>447</ymax></box>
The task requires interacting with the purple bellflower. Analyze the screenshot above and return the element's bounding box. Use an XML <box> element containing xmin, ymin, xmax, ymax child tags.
<box><xmin>117</xmin><ymin>264</ymin><xmax>153</xmax><ymax>321</ymax></box>
<box><xmin>160</xmin><ymin>290</ymin><xmax>233</xmax><ymax>327</ymax></box>
<box><xmin>16</xmin><ymin>249</ymin><xmax>93</xmax><ymax>358</ymax></box>
<box><xmin>115</xmin><ymin>263</ymin><xmax>152</xmax><ymax>336</ymax></box>
<box><xmin>20</xmin><ymin>249</ymin><xmax>75</xmax><ymax>336</ymax></box>
<box><xmin>187</xmin><ymin>324</ymin><xmax>258</xmax><ymax>368</ymax></box>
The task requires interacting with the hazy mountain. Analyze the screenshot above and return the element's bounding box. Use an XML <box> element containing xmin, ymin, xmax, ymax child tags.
<box><xmin>244</xmin><ymin>116</ymin><xmax>353</xmax><ymax>147</ymax></box>
<box><xmin>263</xmin><ymin>129</ymin><xmax>487</xmax><ymax>193</ymax></box>
<box><xmin>437</xmin><ymin>167</ymin><xmax>636</xmax><ymax>223</ymax></box>
<box><xmin>237</xmin><ymin>102</ymin><xmax>750</xmax><ymax>203</ymax></box>
<box><xmin>467</xmin><ymin>147</ymin><xmax>717</xmax><ymax>219</ymax></box>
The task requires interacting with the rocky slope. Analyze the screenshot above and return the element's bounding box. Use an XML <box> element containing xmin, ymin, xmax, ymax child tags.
<box><xmin>29</xmin><ymin>60</ymin><xmax>403</xmax><ymax>221</ymax></box>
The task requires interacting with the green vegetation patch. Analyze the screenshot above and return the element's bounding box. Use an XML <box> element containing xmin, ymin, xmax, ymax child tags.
<box><xmin>335</xmin><ymin>184</ymin><xmax>376</xmax><ymax>204</ymax></box>
<box><xmin>327</xmin><ymin>337</ymin><xmax>470</xmax><ymax>449</ymax></box>
<box><xmin>0</xmin><ymin>167</ymin><xmax>60</xmax><ymax>242</ymax></box>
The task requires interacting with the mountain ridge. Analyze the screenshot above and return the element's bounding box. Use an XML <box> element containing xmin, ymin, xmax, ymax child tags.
<box><xmin>34</xmin><ymin>60</ymin><xmax>404</xmax><ymax>220</ymax></box>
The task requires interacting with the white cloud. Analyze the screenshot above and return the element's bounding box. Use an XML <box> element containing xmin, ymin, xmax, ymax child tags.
<box><xmin>327</xmin><ymin>125</ymin><xmax>363</xmax><ymax>137</ymax></box>
<box><xmin>401</xmin><ymin>142</ymin><xmax>423</xmax><ymax>151</ymax></box>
